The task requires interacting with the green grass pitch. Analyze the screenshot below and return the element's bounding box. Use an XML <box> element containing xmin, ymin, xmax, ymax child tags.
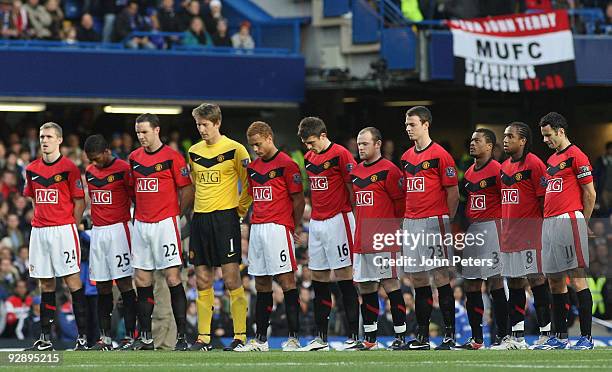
<box><xmin>3</xmin><ymin>349</ymin><xmax>612</xmax><ymax>371</ymax></box>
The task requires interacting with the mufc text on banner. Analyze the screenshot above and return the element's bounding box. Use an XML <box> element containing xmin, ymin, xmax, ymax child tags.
<box><xmin>447</xmin><ymin>10</ymin><xmax>576</xmax><ymax>92</ymax></box>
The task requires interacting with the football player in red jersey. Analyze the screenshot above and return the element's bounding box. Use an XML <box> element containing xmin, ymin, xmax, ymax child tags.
<box><xmin>236</xmin><ymin>121</ymin><xmax>305</xmax><ymax>352</ymax></box>
<box><xmin>536</xmin><ymin>112</ymin><xmax>596</xmax><ymax>350</ymax></box>
<box><xmin>455</xmin><ymin>129</ymin><xmax>507</xmax><ymax>350</ymax></box>
<box><xmin>494</xmin><ymin>122</ymin><xmax>552</xmax><ymax>350</ymax></box>
<box><xmin>128</xmin><ymin>113</ymin><xmax>194</xmax><ymax>351</ymax></box>
<box><xmin>400</xmin><ymin>107</ymin><xmax>459</xmax><ymax>350</ymax></box>
<box><xmin>83</xmin><ymin>134</ymin><xmax>137</xmax><ymax>350</ymax></box>
<box><xmin>23</xmin><ymin>122</ymin><xmax>89</xmax><ymax>351</ymax></box>
<box><xmin>297</xmin><ymin>117</ymin><xmax>361</xmax><ymax>351</ymax></box>
<box><xmin>351</xmin><ymin>127</ymin><xmax>407</xmax><ymax>350</ymax></box>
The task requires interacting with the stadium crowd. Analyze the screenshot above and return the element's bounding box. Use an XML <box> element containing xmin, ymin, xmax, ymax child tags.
<box><xmin>0</xmin><ymin>0</ymin><xmax>255</xmax><ymax>49</ymax></box>
<box><xmin>0</xmin><ymin>119</ymin><xmax>609</xmax><ymax>347</ymax></box>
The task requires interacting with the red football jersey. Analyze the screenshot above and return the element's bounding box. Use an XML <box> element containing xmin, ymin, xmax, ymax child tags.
<box><xmin>304</xmin><ymin>143</ymin><xmax>356</xmax><ymax>220</ymax></box>
<box><xmin>129</xmin><ymin>145</ymin><xmax>192</xmax><ymax>223</ymax></box>
<box><xmin>464</xmin><ymin>158</ymin><xmax>502</xmax><ymax>221</ymax></box>
<box><xmin>247</xmin><ymin>151</ymin><xmax>303</xmax><ymax>229</ymax></box>
<box><xmin>351</xmin><ymin>157</ymin><xmax>404</xmax><ymax>253</ymax></box>
<box><xmin>24</xmin><ymin>155</ymin><xmax>85</xmax><ymax>227</ymax></box>
<box><xmin>85</xmin><ymin>158</ymin><xmax>133</xmax><ymax>226</ymax></box>
<box><xmin>500</xmin><ymin>153</ymin><xmax>546</xmax><ymax>252</ymax></box>
<box><xmin>544</xmin><ymin>144</ymin><xmax>593</xmax><ymax>218</ymax></box>
<box><xmin>400</xmin><ymin>142</ymin><xmax>458</xmax><ymax>218</ymax></box>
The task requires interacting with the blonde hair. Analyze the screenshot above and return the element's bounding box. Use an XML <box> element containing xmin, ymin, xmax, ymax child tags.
<box><xmin>40</xmin><ymin>122</ymin><xmax>63</xmax><ymax>138</ymax></box>
<box><xmin>246</xmin><ymin>121</ymin><xmax>274</xmax><ymax>139</ymax></box>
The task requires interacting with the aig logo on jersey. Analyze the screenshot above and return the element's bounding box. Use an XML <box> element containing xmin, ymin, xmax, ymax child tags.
<box><xmin>197</xmin><ymin>170</ymin><xmax>220</xmax><ymax>184</ymax></box>
<box><xmin>310</xmin><ymin>176</ymin><xmax>328</xmax><ymax>191</ymax></box>
<box><xmin>405</xmin><ymin>177</ymin><xmax>425</xmax><ymax>192</ymax></box>
<box><xmin>502</xmin><ymin>189</ymin><xmax>519</xmax><ymax>204</ymax></box>
<box><xmin>35</xmin><ymin>189</ymin><xmax>58</xmax><ymax>204</ymax></box>
<box><xmin>546</xmin><ymin>178</ymin><xmax>563</xmax><ymax>193</ymax></box>
<box><xmin>355</xmin><ymin>191</ymin><xmax>374</xmax><ymax>206</ymax></box>
<box><xmin>253</xmin><ymin>186</ymin><xmax>273</xmax><ymax>201</ymax></box>
<box><xmin>91</xmin><ymin>190</ymin><xmax>112</xmax><ymax>205</ymax></box>
<box><xmin>137</xmin><ymin>178</ymin><xmax>158</xmax><ymax>192</ymax></box>
<box><xmin>470</xmin><ymin>194</ymin><xmax>486</xmax><ymax>210</ymax></box>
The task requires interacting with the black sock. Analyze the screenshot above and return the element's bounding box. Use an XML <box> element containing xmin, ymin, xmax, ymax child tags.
<box><xmin>531</xmin><ymin>283</ymin><xmax>552</xmax><ymax>334</ymax></box>
<box><xmin>437</xmin><ymin>284</ymin><xmax>455</xmax><ymax>339</ymax></box>
<box><xmin>121</xmin><ymin>289</ymin><xmax>137</xmax><ymax>338</ymax></box>
<box><xmin>361</xmin><ymin>292</ymin><xmax>379</xmax><ymax>343</ymax></box>
<box><xmin>414</xmin><ymin>286</ymin><xmax>433</xmax><ymax>339</ymax></box>
<box><xmin>255</xmin><ymin>291</ymin><xmax>273</xmax><ymax>341</ymax></box>
<box><xmin>466</xmin><ymin>291</ymin><xmax>484</xmax><ymax>343</ymax></box>
<box><xmin>552</xmin><ymin>292</ymin><xmax>569</xmax><ymax>338</ymax></box>
<box><xmin>41</xmin><ymin>291</ymin><xmax>56</xmax><ymax>337</ymax></box>
<box><xmin>338</xmin><ymin>280</ymin><xmax>360</xmax><ymax>340</ymax></box>
<box><xmin>283</xmin><ymin>289</ymin><xmax>299</xmax><ymax>338</ymax></box>
<box><xmin>576</xmin><ymin>289</ymin><xmax>593</xmax><ymax>337</ymax></box>
<box><xmin>97</xmin><ymin>292</ymin><xmax>114</xmax><ymax>336</ymax></box>
<box><xmin>312</xmin><ymin>281</ymin><xmax>331</xmax><ymax>341</ymax></box>
<box><xmin>387</xmin><ymin>289</ymin><xmax>407</xmax><ymax>339</ymax></box>
<box><xmin>71</xmin><ymin>287</ymin><xmax>88</xmax><ymax>337</ymax></box>
<box><xmin>169</xmin><ymin>284</ymin><xmax>187</xmax><ymax>336</ymax></box>
<box><xmin>509</xmin><ymin>288</ymin><xmax>526</xmax><ymax>338</ymax></box>
<box><xmin>137</xmin><ymin>286</ymin><xmax>154</xmax><ymax>333</ymax></box>
<box><xmin>491</xmin><ymin>288</ymin><xmax>509</xmax><ymax>338</ymax></box>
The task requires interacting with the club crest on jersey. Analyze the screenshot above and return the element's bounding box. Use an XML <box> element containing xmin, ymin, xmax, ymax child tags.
<box><xmin>253</xmin><ymin>186</ymin><xmax>273</xmax><ymax>201</ymax></box>
<box><xmin>502</xmin><ymin>189</ymin><xmax>519</xmax><ymax>204</ymax></box>
<box><xmin>217</xmin><ymin>154</ymin><xmax>225</xmax><ymax>163</ymax></box>
<box><xmin>154</xmin><ymin>163</ymin><xmax>163</xmax><ymax>172</ymax></box>
<box><xmin>137</xmin><ymin>178</ymin><xmax>158</xmax><ymax>192</ymax></box>
<box><xmin>405</xmin><ymin>177</ymin><xmax>425</xmax><ymax>192</ymax></box>
<box><xmin>268</xmin><ymin>170</ymin><xmax>276</xmax><ymax>179</ymax></box>
<box><xmin>310</xmin><ymin>176</ymin><xmax>328</xmax><ymax>191</ymax></box>
<box><xmin>323</xmin><ymin>161</ymin><xmax>331</xmax><ymax>170</ymax></box>
<box><xmin>446</xmin><ymin>167</ymin><xmax>456</xmax><ymax>177</ymax></box>
<box><xmin>422</xmin><ymin>161</ymin><xmax>430</xmax><ymax>170</ymax></box>
<box><xmin>54</xmin><ymin>174</ymin><xmax>62</xmax><ymax>182</ymax></box>
<box><xmin>292</xmin><ymin>173</ymin><xmax>302</xmax><ymax>184</ymax></box>
<box><xmin>470</xmin><ymin>194</ymin><xmax>486</xmax><ymax>210</ymax></box>
<box><xmin>35</xmin><ymin>189</ymin><xmax>58</xmax><ymax>204</ymax></box>
<box><xmin>370</xmin><ymin>174</ymin><xmax>378</xmax><ymax>182</ymax></box>
<box><xmin>479</xmin><ymin>180</ymin><xmax>487</xmax><ymax>188</ymax></box>
<box><xmin>189</xmin><ymin>250</ymin><xmax>195</xmax><ymax>260</ymax></box>
<box><xmin>559</xmin><ymin>161</ymin><xmax>566</xmax><ymax>170</ymax></box>
<box><xmin>107</xmin><ymin>174</ymin><xmax>115</xmax><ymax>183</ymax></box>
<box><xmin>546</xmin><ymin>178</ymin><xmax>563</xmax><ymax>193</ymax></box>
<box><xmin>515</xmin><ymin>173</ymin><xmax>522</xmax><ymax>181</ymax></box>
<box><xmin>355</xmin><ymin>190</ymin><xmax>374</xmax><ymax>206</ymax></box>
<box><xmin>91</xmin><ymin>190</ymin><xmax>112</xmax><ymax>205</ymax></box>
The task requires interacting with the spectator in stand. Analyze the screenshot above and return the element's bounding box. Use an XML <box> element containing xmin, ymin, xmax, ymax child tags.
<box><xmin>2</xmin><ymin>214</ymin><xmax>24</xmax><ymax>251</ymax></box>
<box><xmin>158</xmin><ymin>0</ymin><xmax>180</xmax><ymax>32</ymax></box>
<box><xmin>101</xmin><ymin>0</ymin><xmax>127</xmax><ymax>43</ymax></box>
<box><xmin>231</xmin><ymin>20</ymin><xmax>254</xmax><ymax>49</ymax></box>
<box><xmin>23</xmin><ymin>0</ymin><xmax>51</xmax><ymax>39</ymax></box>
<box><xmin>204</xmin><ymin>0</ymin><xmax>221</xmax><ymax>35</ymax></box>
<box><xmin>0</xmin><ymin>171</ymin><xmax>18</xmax><ymax>201</ymax></box>
<box><xmin>13</xmin><ymin>246</ymin><xmax>28</xmax><ymax>279</ymax></box>
<box><xmin>44</xmin><ymin>0</ymin><xmax>62</xmax><ymax>40</ymax></box>
<box><xmin>3</xmin><ymin>279</ymin><xmax>32</xmax><ymax>339</ymax></box>
<box><xmin>178</xmin><ymin>0</ymin><xmax>200</xmax><ymax>31</ymax></box>
<box><xmin>211</xmin><ymin>17</ymin><xmax>230</xmax><ymax>46</ymax></box>
<box><xmin>182</xmin><ymin>16</ymin><xmax>211</xmax><ymax>46</ymax></box>
<box><xmin>147</xmin><ymin>13</ymin><xmax>165</xmax><ymax>49</ymax></box>
<box><xmin>112</xmin><ymin>1</ymin><xmax>155</xmax><ymax>49</ymax></box>
<box><xmin>0</xmin><ymin>257</ymin><xmax>20</xmax><ymax>298</ymax></box>
<box><xmin>77</xmin><ymin>13</ymin><xmax>101</xmax><ymax>42</ymax></box>
<box><xmin>22</xmin><ymin>127</ymin><xmax>38</xmax><ymax>159</ymax></box>
<box><xmin>594</xmin><ymin>141</ymin><xmax>612</xmax><ymax>216</ymax></box>
<box><xmin>0</xmin><ymin>0</ymin><xmax>29</xmax><ymax>39</ymax></box>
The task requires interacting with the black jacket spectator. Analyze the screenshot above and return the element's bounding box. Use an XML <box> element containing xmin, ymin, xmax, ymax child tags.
<box><xmin>111</xmin><ymin>2</ymin><xmax>140</xmax><ymax>42</ymax></box>
<box><xmin>158</xmin><ymin>0</ymin><xmax>180</xmax><ymax>32</ymax></box>
<box><xmin>77</xmin><ymin>14</ymin><xmax>101</xmax><ymax>42</ymax></box>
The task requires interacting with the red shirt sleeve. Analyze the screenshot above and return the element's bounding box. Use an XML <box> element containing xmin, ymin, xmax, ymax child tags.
<box><xmin>285</xmin><ymin>160</ymin><xmax>303</xmax><ymax>194</ymax></box>
<box><xmin>339</xmin><ymin>147</ymin><xmax>357</xmax><ymax>183</ymax></box>
<box><xmin>439</xmin><ymin>150</ymin><xmax>458</xmax><ymax>187</ymax></box>
<box><xmin>68</xmin><ymin>163</ymin><xmax>85</xmax><ymax>198</ymax></box>
<box><xmin>246</xmin><ymin>166</ymin><xmax>253</xmax><ymax>197</ymax></box>
<box><xmin>573</xmin><ymin>150</ymin><xmax>593</xmax><ymax>185</ymax></box>
<box><xmin>386</xmin><ymin>164</ymin><xmax>405</xmax><ymax>201</ymax></box>
<box><xmin>531</xmin><ymin>156</ymin><xmax>547</xmax><ymax>198</ymax></box>
<box><xmin>23</xmin><ymin>170</ymin><xmax>33</xmax><ymax>198</ymax></box>
<box><xmin>124</xmin><ymin>164</ymin><xmax>135</xmax><ymax>199</ymax></box>
<box><xmin>172</xmin><ymin>151</ymin><xmax>192</xmax><ymax>188</ymax></box>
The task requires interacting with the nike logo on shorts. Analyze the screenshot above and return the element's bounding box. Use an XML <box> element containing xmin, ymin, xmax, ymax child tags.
<box><xmin>227</xmin><ymin>253</ymin><xmax>237</xmax><ymax>258</ymax></box>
